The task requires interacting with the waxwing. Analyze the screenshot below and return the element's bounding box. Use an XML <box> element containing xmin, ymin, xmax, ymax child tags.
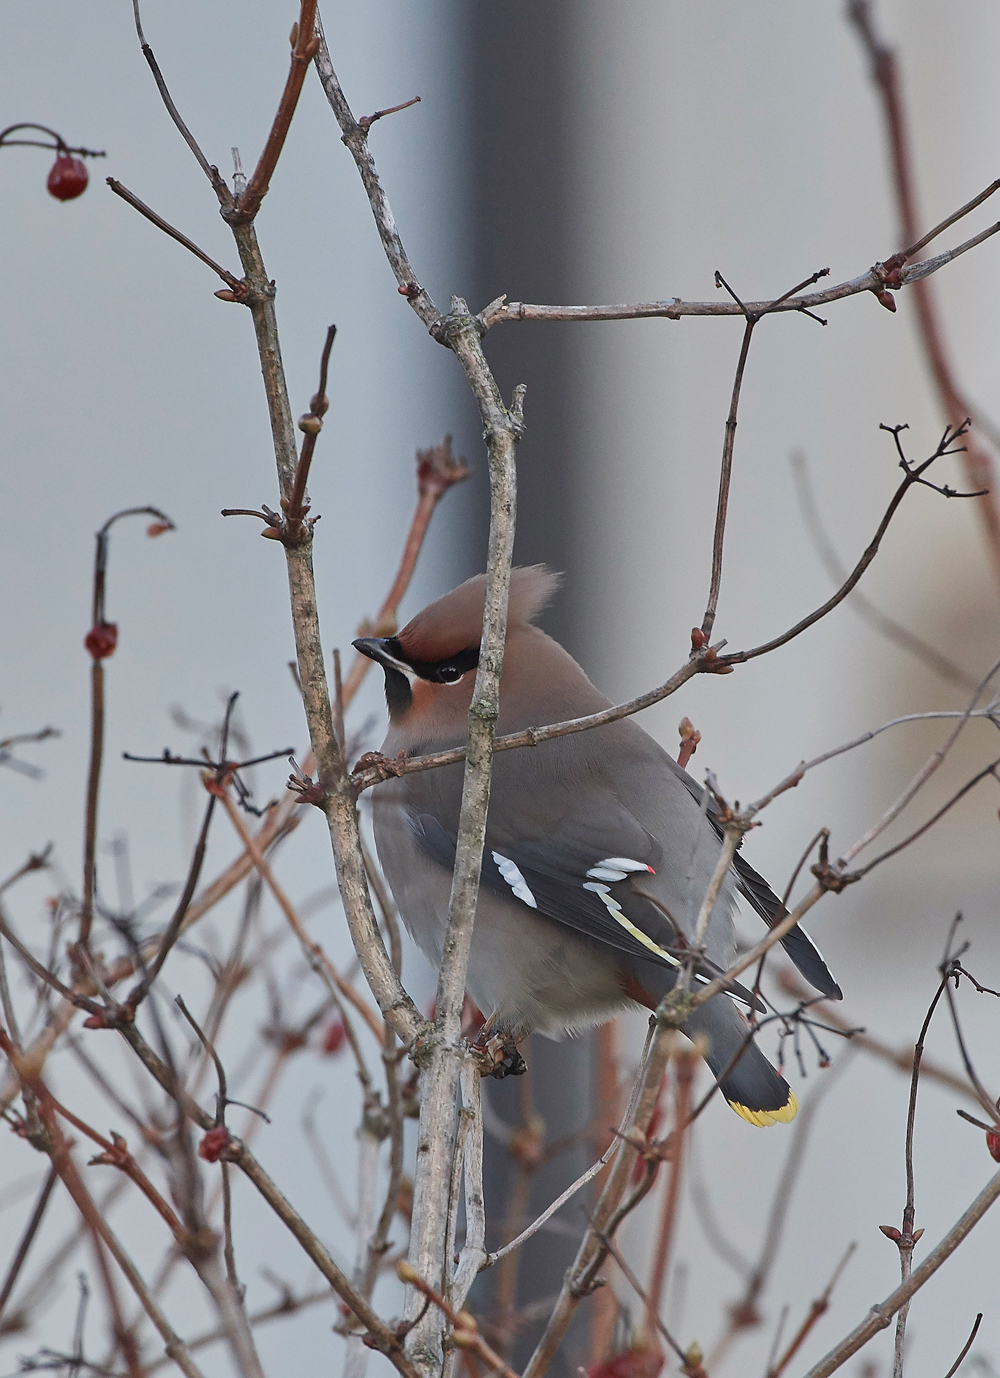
<box><xmin>355</xmin><ymin>567</ymin><xmax>842</xmax><ymax>1126</ymax></box>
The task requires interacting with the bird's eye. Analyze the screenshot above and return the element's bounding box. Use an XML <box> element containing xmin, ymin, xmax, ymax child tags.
<box><xmin>438</xmin><ymin>665</ymin><xmax>463</xmax><ymax>683</ymax></box>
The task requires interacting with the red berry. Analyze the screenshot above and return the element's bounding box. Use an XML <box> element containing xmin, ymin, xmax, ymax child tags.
<box><xmin>322</xmin><ymin>1019</ymin><xmax>346</xmax><ymax>1056</ymax></box>
<box><xmin>987</xmin><ymin>1130</ymin><xmax>1000</xmax><ymax>1162</ymax></box>
<box><xmin>588</xmin><ymin>1346</ymin><xmax>664</xmax><ymax>1378</ymax></box>
<box><xmin>198</xmin><ymin>1127</ymin><xmax>231</xmax><ymax>1162</ymax></box>
<box><xmin>85</xmin><ymin>622</ymin><xmax>118</xmax><ymax>660</ymax></box>
<box><xmin>47</xmin><ymin>155</ymin><xmax>89</xmax><ymax>201</ymax></box>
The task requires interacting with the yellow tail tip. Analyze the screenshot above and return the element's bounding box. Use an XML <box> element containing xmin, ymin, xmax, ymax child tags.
<box><xmin>728</xmin><ymin>1087</ymin><xmax>798</xmax><ymax>1127</ymax></box>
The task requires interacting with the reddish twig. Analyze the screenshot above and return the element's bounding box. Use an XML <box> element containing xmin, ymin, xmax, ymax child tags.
<box><xmin>644</xmin><ymin>1046</ymin><xmax>696</xmax><ymax>1346</ymax></box>
<box><xmin>581</xmin><ymin>1213</ymin><xmax>686</xmax><ymax>1363</ymax></box>
<box><xmin>340</xmin><ymin>437</ymin><xmax>471</xmax><ymax>704</ymax></box>
<box><xmin>285</xmin><ymin>325</ymin><xmax>336</xmax><ymax>540</ymax></box>
<box><xmin>236</xmin><ymin>0</ymin><xmax>319</xmax><ymax>220</ymax></box>
<box><xmin>397</xmin><ymin>1261</ymin><xmax>520</xmax><ymax>1378</ymax></box>
<box><xmin>79</xmin><ymin>507</ymin><xmax>174</xmax><ymax>953</ymax></box>
<box><xmin>766</xmin><ymin>1244</ymin><xmax>856</xmax><ymax>1378</ymax></box>
<box><xmin>676</xmin><ymin>718</ymin><xmax>701</xmax><ymax>771</ymax></box>
<box><xmin>358</xmin><ymin>96</ymin><xmax>421</xmax><ymax>133</ymax></box>
<box><xmin>218</xmin><ymin>787</ymin><xmax>385</xmax><ymax>1044</ymax></box>
<box><xmin>848</xmin><ymin>2</ymin><xmax>1000</xmax><ymax>590</ymax></box>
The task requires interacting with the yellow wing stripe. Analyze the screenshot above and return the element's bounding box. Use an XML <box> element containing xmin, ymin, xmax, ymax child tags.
<box><xmin>728</xmin><ymin>1088</ymin><xmax>799</xmax><ymax>1127</ymax></box>
<box><xmin>591</xmin><ymin>886</ymin><xmax>680</xmax><ymax>967</ymax></box>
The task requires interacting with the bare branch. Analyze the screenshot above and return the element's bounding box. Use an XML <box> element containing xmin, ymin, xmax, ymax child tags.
<box><xmin>0</xmin><ymin>1166</ymin><xmax>58</xmax><ymax>1327</ymax></box>
<box><xmin>791</xmin><ymin>451</ymin><xmax>979</xmax><ymax>690</ymax></box>
<box><xmin>218</xmin><ymin>788</ymin><xmax>385</xmax><ymax>1046</ymax></box>
<box><xmin>106</xmin><ymin>180</ymin><xmax>243</xmax><ymax>288</ymax></box>
<box><xmin>130</xmin><ymin>0</ymin><xmax>231</xmax><ymax>201</ymax></box>
<box><xmin>800</xmin><ymin>1168</ymin><xmax>1000</xmax><ymax>1378</ymax></box>
<box><xmin>478</xmin><ymin>187</ymin><xmax>1000</xmax><ymax>329</ymax></box>
<box><xmin>312</xmin><ymin>13</ymin><xmax>440</xmax><ymax>329</ymax></box>
<box><xmin>848</xmin><ymin>2</ymin><xmax>1000</xmax><ymax>589</ymax></box>
<box><xmin>236</xmin><ymin>0</ymin><xmax>319</xmax><ymax>221</ymax></box>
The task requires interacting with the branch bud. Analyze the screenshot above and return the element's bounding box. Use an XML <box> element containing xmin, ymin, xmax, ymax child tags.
<box><xmin>298</xmin><ymin>413</ymin><xmax>323</xmax><ymax>435</ymax></box>
<box><xmin>85</xmin><ymin>622</ymin><xmax>118</xmax><ymax>660</ymax></box>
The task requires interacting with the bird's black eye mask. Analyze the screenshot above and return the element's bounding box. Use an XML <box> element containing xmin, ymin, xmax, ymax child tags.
<box><xmin>352</xmin><ymin>635</ymin><xmax>480</xmax><ymax>718</ymax></box>
<box><xmin>379</xmin><ymin>637</ymin><xmax>480</xmax><ymax>685</ymax></box>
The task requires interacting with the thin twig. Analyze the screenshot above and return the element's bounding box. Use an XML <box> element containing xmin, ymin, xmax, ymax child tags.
<box><xmin>106</xmin><ymin>180</ymin><xmax>242</xmax><ymax>288</ymax></box>
<box><xmin>126</xmin><ymin>791</ymin><xmax>217</xmax><ymax>1010</ymax></box>
<box><xmin>848</xmin><ymin>3</ymin><xmax>1000</xmax><ymax>590</ymax></box>
<box><xmin>219</xmin><ymin>788</ymin><xmax>384</xmax><ymax>1044</ymax></box>
<box><xmin>481</xmin><ymin>1145</ymin><xmax>617</xmax><ymax>1271</ymax></box>
<box><xmin>580</xmin><ymin>1212</ymin><xmax>686</xmax><ymax>1363</ymax></box>
<box><xmin>942</xmin><ymin>1314</ymin><xmax>983</xmax><ymax>1378</ymax></box>
<box><xmin>397</xmin><ymin>1262</ymin><xmax>520</xmax><ymax>1378</ymax></box>
<box><xmin>767</xmin><ymin>1244</ymin><xmax>856</xmax><ymax>1378</ymax></box>
<box><xmin>80</xmin><ymin>506</ymin><xmax>175</xmax><ymax>952</ymax></box>
<box><xmin>477</xmin><ymin>185</ymin><xmax>1000</xmax><ymax>328</ymax></box>
<box><xmin>790</xmin><ymin>452</ymin><xmax>978</xmax><ymax>689</ymax></box>
<box><xmin>0</xmin><ymin>1165</ymin><xmax>58</xmax><ymax>1325</ymax></box>
<box><xmin>800</xmin><ymin>1169</ymin><xmax>1000</xmax><ymax>1378</ymax></box>
<box><xmin>285</xmin><ymin>324</ymin><xmax>336</xmax><ymax>539</ymax></box>
<box><xmin>644</xmin><ymin>1047</ymin><xmax>696</xmax><ymax>1343</ymax></box>
<box><xmin>340</xmin><ymin>436</ymin><xmax>470</xmax><ymax>705</ymax></box>
<box><xmin>114</xmin><ymin>1020</ymin><xmax>421</xmax><ymax>1376</ymax></box>
<box><xmin>889</xmin><ymin>960</ymin><xmax>954</xmax><ymax>1378</ymax></box>
<box><xmin>237</xmin><ymin>0</ymin><xmax>319</xmax><ymax>221</ymax></box>
<box><xmin>701</xmin><ymin>315</ymin><xmax>757</xmax><ymax>641</ymax></box>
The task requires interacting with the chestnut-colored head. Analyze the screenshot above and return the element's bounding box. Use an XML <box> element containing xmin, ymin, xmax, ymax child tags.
<box><xmin>353</xmin><ymin>566</ymin><xmax>560</xmax><ymax>720</ymax></box>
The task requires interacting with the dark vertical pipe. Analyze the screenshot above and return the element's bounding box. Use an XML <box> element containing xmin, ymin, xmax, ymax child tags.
<box><xmin>466</xmin><ymin>7</ymin><xmax>599</xmax><ymax>1374</ymax></box>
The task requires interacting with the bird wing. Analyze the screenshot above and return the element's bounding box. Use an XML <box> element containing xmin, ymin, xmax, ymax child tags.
<box><xmin>666</xmin><ymin>758</ymin><xmax>843</xmax><ymax>1000</ymax></box>
<box><xmin>407</xmin><ymin>807</ymin><xmax>762</xmax><ymax>1008</ymax></box>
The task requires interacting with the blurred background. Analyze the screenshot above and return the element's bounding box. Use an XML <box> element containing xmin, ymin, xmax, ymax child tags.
<box><xmin>1</xmin><ymin>3</ymin><xmax>998</xmax><ymax>1377</ymax></box>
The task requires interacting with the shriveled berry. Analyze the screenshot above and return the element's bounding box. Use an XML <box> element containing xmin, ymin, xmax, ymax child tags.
<box><xmin>987</xmin><ymin>1129</ymin><xmax>1000</xmax><ymax>1162</ymax></box>
<box><xmin>322</xmin><ymin>1019</ymin><xmax>346</xmax><ymax>1055</ymax></box>
<box><xmin>198</xmin><ymin>1127</ymin><xmax>231</xmax><ymax>1162</ymax></box>
<box><xmin>85</xmin><ymin>622</ymin><xmax>118</xmax><ymax>660</ymax></box>
<box><xmin>47</xmin><ymin>155</ymin><xmax>89</xmax><ymax>201</ymax></box>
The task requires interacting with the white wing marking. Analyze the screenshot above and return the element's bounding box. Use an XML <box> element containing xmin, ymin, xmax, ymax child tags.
<box><xmin>492</xmin><ymin>852</ymin><xmax>537</xmax><ymax>908</ymax></box>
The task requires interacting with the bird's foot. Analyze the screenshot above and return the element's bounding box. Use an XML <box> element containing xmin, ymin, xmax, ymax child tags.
<box><xmin>470</xmin><ymin>1032</ymin><xmax>527</xmax><ymax>1079</ymax></box>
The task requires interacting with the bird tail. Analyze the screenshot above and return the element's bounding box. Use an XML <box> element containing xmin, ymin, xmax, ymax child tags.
<box><xmin>684</xmin><ymin>996</ymin><xmax>797</xmax><ymax>1127</ymax></box>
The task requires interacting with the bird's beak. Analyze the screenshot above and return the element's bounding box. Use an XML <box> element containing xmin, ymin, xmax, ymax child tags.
<box><xmin>352</xmin><ymin>637</ymin><xmax>411</xmax><ymax>675</ymax></box>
